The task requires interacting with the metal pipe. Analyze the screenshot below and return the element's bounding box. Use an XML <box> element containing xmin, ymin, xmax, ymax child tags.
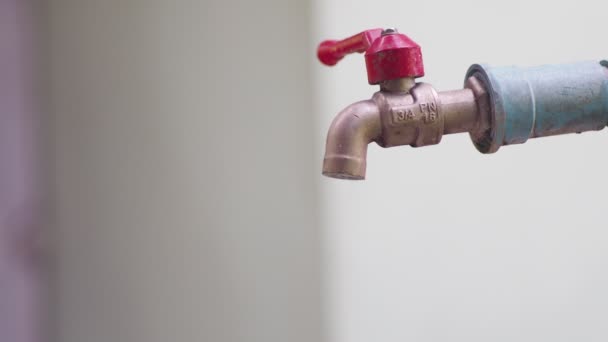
<box><xmin>467</xmin><ymin>61</ymin><xmax>608</xmax><ymax>153</ymax></box>
<box><xmin>441</xmin><ymin>88</ymin><xmax>479</xmax><ymax>134</ymax></box>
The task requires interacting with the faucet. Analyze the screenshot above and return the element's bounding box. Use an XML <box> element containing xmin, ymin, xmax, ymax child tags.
<box><xmin>318</xmin><ymin>28</ymin><xmax>608</xmax><ymax>180</ymax></box>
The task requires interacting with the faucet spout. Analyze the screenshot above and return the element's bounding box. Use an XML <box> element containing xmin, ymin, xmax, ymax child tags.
<box><xmin>322</xmin><ymin>100</ymin><xmax>381</xmax><ymax>180</ymax></box>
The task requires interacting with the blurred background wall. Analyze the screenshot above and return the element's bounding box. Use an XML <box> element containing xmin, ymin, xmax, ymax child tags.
<box><xmin>314</xmin><ymin>1</ymin><xmax>608</xmax><ymax>342</ymax></box>
<box><xmin>46</xmin><ymin>1</ymin><xmax>321</xmax><ymax>342</ymax></box>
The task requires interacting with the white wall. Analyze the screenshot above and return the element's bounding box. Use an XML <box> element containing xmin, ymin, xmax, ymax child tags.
<box><xmin>314</xmin><ymin>1</ymin><xmax>608</xmax><ymax>342</ymax></box>
<box><xmin>47</xmin><ymin>1</ymin><xmax>321</xmax><ymax>342</ymax></box>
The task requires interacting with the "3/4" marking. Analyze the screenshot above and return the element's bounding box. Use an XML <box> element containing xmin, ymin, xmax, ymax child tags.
<box><xmin>392</xmin><ymin>107</ymin><xmax>415</xmax><ymax>123</ymax></box>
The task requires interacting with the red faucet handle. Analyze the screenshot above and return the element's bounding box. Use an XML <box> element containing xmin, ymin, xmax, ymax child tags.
<box><xmin>317</xmin><ymin>28</ymin><xmax>425</xmax><ymax>85</ymax></box>
<box><xmin>317</xmin><ymin>28</ymin><xmax>383</xmax><ymax>66</ymax></box>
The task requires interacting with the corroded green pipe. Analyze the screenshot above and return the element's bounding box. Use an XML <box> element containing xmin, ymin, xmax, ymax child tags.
<box><xmin>466</xmin><ymin>61</ymin><xmax>608</xmax><ymax>153</ymax></box>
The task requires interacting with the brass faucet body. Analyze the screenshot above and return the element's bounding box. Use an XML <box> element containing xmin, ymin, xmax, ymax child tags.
<box><xmin>323</xmin><ymin>77</ymin><xmax>491</xmax><ymax>180</ymax></box>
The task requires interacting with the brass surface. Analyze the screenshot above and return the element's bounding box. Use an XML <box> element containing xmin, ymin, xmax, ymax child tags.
<box><xmin>374</xmin><ymin>83</ymin><xmax>444</xmax><ymax>148</ymax></box>
<box><xmin>323</xmin><ymin>77</ymin><xmax>489</xmax><ymax>179</ymax></box>
<box><xmin>322</xmin><ymin>100</ymin><xmax>381</xmax><ymax>180</ymax></box>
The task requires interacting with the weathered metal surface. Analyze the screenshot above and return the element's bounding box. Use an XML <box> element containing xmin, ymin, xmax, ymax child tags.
<box><xmin>466</xmin><ymin>61</ymin><xmax>608</xmax><ymax>153</ymax></box>
<box><xmin>364</xmin><ymin>30</ymin><xmax>424</xmax><ymax>84</ymax></box>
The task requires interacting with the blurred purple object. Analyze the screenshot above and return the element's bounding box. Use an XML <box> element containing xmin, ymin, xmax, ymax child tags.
<box><xmin>0</xmin><ymin>0</ymin><xmax>41</xmax><ymax>341</ymax></box>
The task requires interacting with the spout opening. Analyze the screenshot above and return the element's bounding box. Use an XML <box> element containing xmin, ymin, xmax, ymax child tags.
<box><xmin>322</xmin><ymin>155</ymin><xmax>366</xmax><ymax>180</ymax></box>
<box><xmin>322</xmin><ymin>172</ymin><xmax>364</xmax><ymax>180</ymax></box>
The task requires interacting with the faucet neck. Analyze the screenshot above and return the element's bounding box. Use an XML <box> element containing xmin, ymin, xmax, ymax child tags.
<box><xmin>379</xmin><ymin>77</ymin><xmax>416</xmax><ymax>93</ymax></box>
